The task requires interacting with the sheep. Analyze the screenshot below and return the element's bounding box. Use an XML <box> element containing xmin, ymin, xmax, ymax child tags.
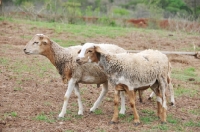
<box><xmin>23</xmin><ymin>34</ymin><xmax>129</xmax><ymax>118</ymax></box>
<box><xmin>76</xmin><ymin>43</ymin><xmax>172</xmax><ymax>124</ymax></box>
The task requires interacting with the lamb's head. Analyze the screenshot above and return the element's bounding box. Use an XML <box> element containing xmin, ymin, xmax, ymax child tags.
<box><xmin>24</xmin><ymin>34</ymin><xmax>51</xmax><ymax>55</ymax></box>
<box><xmin>76</xmin><ymin>43</ymin><xmax>104</xmax><ymax>65</ymax></box>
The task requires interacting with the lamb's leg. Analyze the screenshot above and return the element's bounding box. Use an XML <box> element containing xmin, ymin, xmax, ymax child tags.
<box><xmin>58</xmin><ymin>78</ymin><xmax>75</xmax><ymax>118</ymax></box>
<box><xmin>127</xmin><ymin>90</ymin><xmax>140</xmax><ymax>125</ymax></box>
<box><xmin>156</xmin><ymin>79</ymin><xmax>167</xmax><ymax>123</ymax></box>
<box><xmin>156</xmin><ymin>93</ymin><xmax>163</xmax><ymax>119</ymax></box>
<box><xmin>168</xmin><ymin>79</ymin><xmax>175</xmax><ymax>106</ymax></box>
<box><xmin>138</xmin><ymin>90</ymin><xmax>144</xmax><ymax>103</ymax></box>
<box><xmin>111</xmin><ymin>90</ymin><xmax>120</xmax><ymax>123</ymax></box>
<box><xmin>119</xmin><ymin>91</ymin><xmax>126</xmax><ymax>114</ymax></box>
<box><xmin>148</xmin><ymin>92</ymin><xmax>155</xmax><ymax>100</ymax></box>
<box><xmin>161</xmin><ymin>80</ymin><xmax>167</xmax><ymax>123</ymax></box>
<box><xmin>74</xmin><ymin>83</ymin><xmax>83</xmax><ymax>115</ymax></box>
<box><xmin>90</xmin><ymin>81</ymin><xmax>108</xmax><ymax>112</ymax></box>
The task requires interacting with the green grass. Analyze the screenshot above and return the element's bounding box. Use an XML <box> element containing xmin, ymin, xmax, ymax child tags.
<box><xmin>189</xmin><ymin>109</ymin><xmax>200</xmax><ymax>116</ymax></box>
<box><xmin>3</xmin><ymin>17</ymin><xmax>133</xmax><ymax>38</ymax></box>
<box><xmin>4</xmin><ymin>111</ymin><xmax>18</xmax><ymax>118</ymax></box>
<box><xmin>174</xmin><ymin>86</ymin><xmax>198</xmax><ymax>97</ymax></box>
<box><xmin>184</xmin><ymin>120</ymin><xmax>200</xmax><ymax>127</ymax></box>
<box><xmin>35</xmin><ymin>113</ymin><xmax>55</xmax><ymax>123</ymax></box>
<box><xmin>0</xmin><ymin>57</ymin><xmax>9</xmax><ymax>65</ymax></box>
<box><xmin>94</xmin><ymin>109</ymin><xmax>103</xmax><ymax>115</ymax></box>
<box><xmin>172</xmin><ymin>67</ymin><xmax>200</xmax><ymax>82</ymax></box>
<box><xmin>167</xmin><ymin>115</ymin><xmax>179</xmax><ymax>124</ymax></box>
<box><xmin>13</xmin><ymin>87</ymin><xmax>22</xmax><ymax>91</ymax></box>
<box><xmin>140</xmin><ymin>109</ymin><xmax>158</xmax><ymax>124</ymax></box>
<box><xmin>10</xmin><ymin>112</ymin><xmax>18</xmax><ymax>117</ymax></box>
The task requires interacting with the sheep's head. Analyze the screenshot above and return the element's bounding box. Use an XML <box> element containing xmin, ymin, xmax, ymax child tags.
<box><xmin>24</xmin><ymin>34</ymin><xmax>51</xmax><ymax>55</ymax></box>
<box><xmin>76</xmin><ymin>43</ymin><xmax>104</xmax><ymax>65</ymax></box>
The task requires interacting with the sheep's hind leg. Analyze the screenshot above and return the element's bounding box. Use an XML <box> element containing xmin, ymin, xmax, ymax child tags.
<box><xmin>138</xmin><ymin>90</ymin><xmax>144</xmax><ymax>103</ymax></box>
<box><xmin>74</xmin><ymin>83</ymin><xmax>83</xmax><ymax>115</ymax></box>
<box><xmin>58</xmin><ymin>78</ymin><xmax>75</xmax><ymax>118</ymax></box>
<box><xmin>148</xmin><ymin>92</ymin><xmax>155</xmax><ymax>100</ymax></box>
<box><xmin>111</xmin><ymin>90</ymin><xmax>120</xmax><ymax>124</ymax></box>
<box><xmin>127</xmin><ymin>90</ymin><xmax>140</xmax><ymax>125</ymax></box>
<box><xmin>168</xmin><ymin>80</ymin><xmax>175</xmax><ymax>106</ymax></box>
<box><xmin>90</xmin><ymin>81</ymin><xmax>108</xmax><ymax>112</ymax></box>
<box><xmin>119</xmin><ymin>91</ymin><xmax>126</xmax><ymax>114</ymax></box>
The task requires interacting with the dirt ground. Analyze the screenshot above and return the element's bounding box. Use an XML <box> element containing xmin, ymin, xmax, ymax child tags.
<box><xmin>0</xmin><ymin>20</ymin><xmax>200</xmax><ymax>132</ymax></box>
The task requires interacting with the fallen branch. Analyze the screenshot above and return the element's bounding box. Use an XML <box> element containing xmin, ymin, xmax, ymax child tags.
<box><xmin>127</xmin><ymin>50</ymin><xmax>200</xmax><ymax>59</ymax></box>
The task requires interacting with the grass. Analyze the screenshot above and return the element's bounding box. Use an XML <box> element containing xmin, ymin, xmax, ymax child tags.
<box><xmin>4</xmin><ymin>111</ymin><xmax>18</xmax><ymax>118</ymax></box>
<box><xmin>35</xmin><ymin>113</ymin><xmax>55</xmax><ymax>123</ymax></box>
<box><xmin>189</xmin><ymin>109</ymin><xmax>200</xmax><ymax>116</ymax></box>
<box><xmin>172</xmin><ymin>67</ymin><xmax>200</xmax><ymax>82</ymax></box>
<box><xmin>184</xmin><ymin>120</ymin><xmax>200</xmax><ymax>127</ymax></box>
<box><xmin>174</xmin><ymin>86</ymin><xmax>198</xmax><ymax>97</ymax></box>
<box><xmin>94</xmin><ymin>109</ymin><xmax>103</xmax><ymax>115</ymax></box>
<box><xmin>140</xmin><ymin>109</ymin><xmax>158</xmax><ymax>124</ymax></box>
<box><xmin>3</xmin><ymin>17</ymin><xmax>133</xmax><ymax>38</ymax></box>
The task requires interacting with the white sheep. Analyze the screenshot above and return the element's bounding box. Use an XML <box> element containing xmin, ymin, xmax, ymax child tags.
<box><xmin>76</xmin><ymin>43</ymin><xmax>172</xmax><ymax>124</ymax></box>
<box><xmin>23</xmin><ymin>34</ymin><xmax>128</xmax><ymax>118</ymax></box>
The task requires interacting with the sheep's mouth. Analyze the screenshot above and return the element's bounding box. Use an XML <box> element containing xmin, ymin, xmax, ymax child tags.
<box><xmin>24</xmin><ymin>51</ymin><xmax>31</xmax><ymax>55</ymax></box>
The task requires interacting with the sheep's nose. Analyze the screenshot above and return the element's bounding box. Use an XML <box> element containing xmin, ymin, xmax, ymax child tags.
<box><xmin>76</xmin><ymin>58</ymin><xmax>80</xmax><ymax>62</ymax></box>
<box><xmin>23</xmin><ymin>48</ymin><xmax>26</xmax><ymax>52</ymax></box>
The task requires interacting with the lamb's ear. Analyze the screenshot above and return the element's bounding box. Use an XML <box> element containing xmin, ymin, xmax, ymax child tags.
<box><xmin>94</xmin><ymin>46</ymin><xmax>105</xmax><ymax>61</ymax></box>
<box><xmin>94</xmin><ymin>46</ymin><xmax>105</xmax><ymax>55</ymax></box>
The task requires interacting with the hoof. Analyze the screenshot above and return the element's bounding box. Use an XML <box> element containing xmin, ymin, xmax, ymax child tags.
<box><xmin>161</xmin><ymin>121</ymin><xmax>167</xmax><ymax>124</ymax></box>
<box><xmin>134</xmin><ymin>122</ymin><xmax>140</xmax><ymax>126</ymax></box>
<box><xmin>57</xmin><ymin>116</ymin><xmax>64</xmax><ymax>120</ymax></box>
<box><xmin>109</xmin><ymin>121</ymin><xmax>118</xmax><ymax>124</ymax></box>
<box><xmin>89</xmin><ymin>111</ymin><xmax>94</xmax><ymax>114</ymax></box>
<box><xmin>170</xmin><ymin>102</ymin><xmax>175</xmax><ymax>106</ymax></box>
<box><xmin>148</xmin><ymin>97</ymin><xmax>152</xmax><ymax>100</ymax></box>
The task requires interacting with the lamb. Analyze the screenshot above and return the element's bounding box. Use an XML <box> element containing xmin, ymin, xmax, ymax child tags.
<box><xmin>76</xmin><ymin>43</ymin><xmax>173</xmax><ymax>124</ymax></box>
<box><xmin>23</xmin><ymin>34</ymin><xmax>129</xmax><ymax>118</ymax></box>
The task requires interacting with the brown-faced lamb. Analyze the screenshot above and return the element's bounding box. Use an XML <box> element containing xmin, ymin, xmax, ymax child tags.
<box><xmin>23</xmin><ymin>34</ymin><xmax>128</xmax><ymax>118</ymax></box>
<box><xmin>76</xmin><ymin>43</ymin><xmax>173</xmax><ymax>124</ymax></box>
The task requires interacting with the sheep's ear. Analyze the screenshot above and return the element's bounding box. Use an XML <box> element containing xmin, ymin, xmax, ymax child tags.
<box><xmin>77</xmin><ymin>49</ymin><xmax>81</xmax><ymax>54</ymax></box>
<box><xmin>94</xmin><ymin>46</ymin><xmax>105</xmax><ymax>61</ymax></box>
<box><xmin>94</xmin><ymin>46</ymin><xmax>105</xmax><ymax>54</ymax></box>
<box><xmin>42</xmin><ymin>37</ymin><xmax>50</xmax><ymax>45</ymax></box>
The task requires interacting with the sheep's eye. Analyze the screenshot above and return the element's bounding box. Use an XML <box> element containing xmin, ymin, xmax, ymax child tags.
<box><xmin>88</xmin><ymin>50</ymin><xmax>92</xmax><ymax>53</ymax></box>
<box><xmin>33</xmin><ymin>42</ymin><xmax>39</xmax><ymax>45</ymax></box>
<box><xmin>78</xmin><ymin>50</ymin><xmax>81</xmax><ymax>54</ymax></box>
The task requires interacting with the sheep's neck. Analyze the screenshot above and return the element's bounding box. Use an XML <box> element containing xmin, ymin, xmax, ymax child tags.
<box><xmin>43</xmin><ymin>48</ymin><xmax>56</xmax><ymax>66</ymax></box>
<box><xmin>99</xmin><ymin>54</ymin><xmax>123</xmax><ymax>75</ymax></box>
<box><xmin>42</xmin><ymin>42</ymin><xmax>73</xmax><ymax>83</ymax></box>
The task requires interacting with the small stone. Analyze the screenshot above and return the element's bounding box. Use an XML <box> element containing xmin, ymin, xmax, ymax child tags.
<box><xmin>59</xmin><ymin>122</ymin><xmax>64</xmax><ymax>125</ymax></box>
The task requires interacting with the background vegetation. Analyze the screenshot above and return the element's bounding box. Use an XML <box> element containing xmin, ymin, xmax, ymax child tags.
<box><xmin>1</xmin><ymin>0</ymin><xmax>200</xmax><ymax>23</ymax></box>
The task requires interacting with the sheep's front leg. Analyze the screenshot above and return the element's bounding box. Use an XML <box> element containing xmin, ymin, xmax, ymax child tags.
<box><xmin>74</xmin><ymin>83</ymin><xmax>83</xmax><ymax>115</ymax></box>
<box><xmin>58</xmin><ymin>78</ymin><xmax>76</xmax><ymax>118</ymax></box>
<box><xmin>90</xmin><ymin>81</ymin><xmax>108</xmax><ymax>112</ymax></box>
<box><xmin>111</xmin><ymin>90</ymin><xmax>120</xmax><ymax>123</ymax></box>
<box><xmin>127</xmin><ymin>90</ymin><xmax>140</xmax><ymax>125</ymax></box>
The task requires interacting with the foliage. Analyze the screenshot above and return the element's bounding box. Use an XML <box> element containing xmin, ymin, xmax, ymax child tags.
<box><xmin>112</xmin><ymin>7</ymin><xmax>130</xmax><ymax>17</ymax></box>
